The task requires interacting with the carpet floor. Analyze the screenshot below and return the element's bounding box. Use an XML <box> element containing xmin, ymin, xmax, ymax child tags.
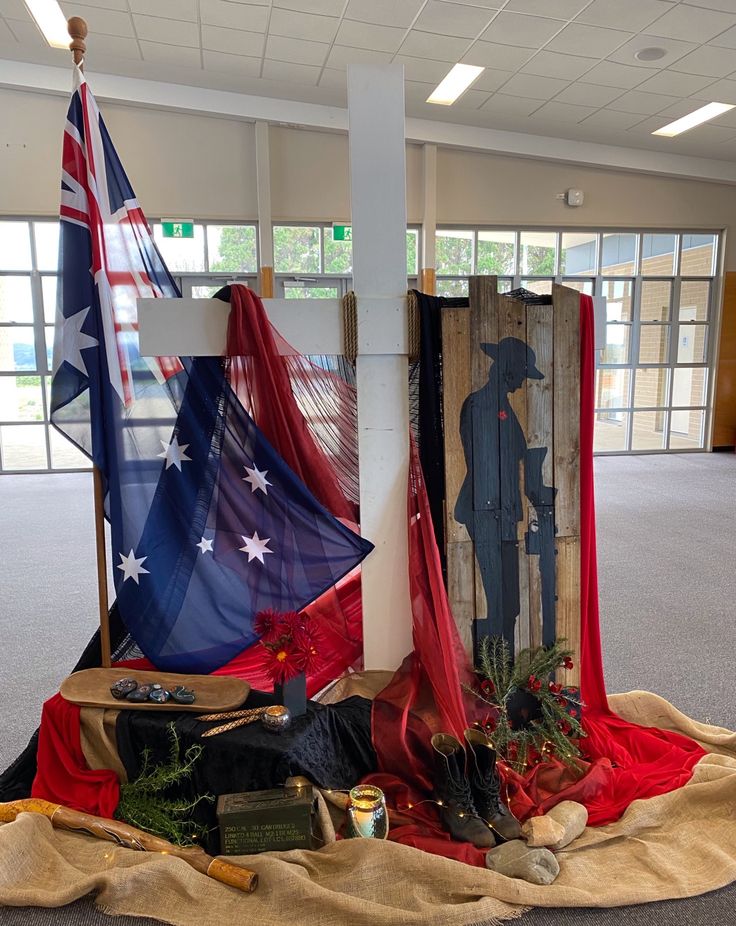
<box><xmin>0</xmin><ymin>452</ymin><xmax>734</xmax><ymax>925</ymax></box>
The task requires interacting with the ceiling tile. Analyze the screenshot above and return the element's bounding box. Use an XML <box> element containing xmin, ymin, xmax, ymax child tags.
<box><xmin>709</xmin><ymin>25</ymin><xmax>736</xmax><ymax>49</ymax></box>
<box><xmin>683</xmin><ymin>0</ymin><xmax>736</xmax><ymax>10</ymax></box>
<box><xmin>318</xmin><ymin>67</ymin><xmax>346</xmax><ymax>88</ymax></box>
<box><xmin>1</xmin><ymin>0</ymin><xmax>33</xmax><ymax>16</ymax></box>
<box><xmin>441</xmin><ymin>0</ymin><xmax>499</xmax><ymax>5</ymax></box>
<box><xmin>472</xmin><ymin>67</ymin><xmax>515</xmax><ymax>92</ymax></box>
<box><xmin>579</xmin><ymin>108</ymin><xmax>646</xmax><ymax>129</ymax></box>
<box><xmin>263</xmin><ymin>59</ymin><xmax>322</xmax><ymax>83</ymax></box>
<box><xmin>692</xmin><ymin>76</ymin><xmax>736</xmax><ymax>103</ymax></box>
<box><xmin>399</xmin><ymin>30</ymin><xmax>469</xmax><ymax>62</ymax></box>
<box><xmin>336</xmin><ymin>20</ymin><xmax>406</xmax><ymax>53</ymax></box>
<box><xmin>403</xmin><ymin>79</ymin><xmax>436</xmax><ymax>104</ymax></box>
<box><xmin>64</xmin><ymin>0</ymin><xmax>137</xmax><ymax>9</ymax></box>
<box><xmin>505</xmin><ymin>0</ymin><xmax>587</xmax><ymax>15</ymax></box>
<box><xmin>59</xmin><ymin>4</ymin><xmax>134</xmax><ymax>37</ymax></box>
<box><xmin>499</xmin><ymin>72</ymin><xmax>571</xmax><ymax>99</ymax></box>
<box><xmin>608</xmin><ymin>89</ymin><xmax>680</xmax><ymax>114</ymax></box>
<box><xmin>275</xmin><ymin>0</ymin><xmax>344</xmax><ymax>14</ymax></box>
<box><xmin>646</xmin><ymin>4</ymin><xmax>734</xmax><ymax>43</ymax></box>
<box><xmin>200</xmin><ymin>0</ymin><xmax>269</xmax><ymax>32</ymax></box>
<box><xmin>480</xmin><ymin>12</ymin><xmax>565</xmax><ymax>49</ymax></box>
<box><xmin>461</xmin><ymin>40</ymin><xmax>534</xmax><ymax>71</ymax></box>
<box><xmin>443</xmin><ymin>87</ymin><xmax>491</xmax><ymax>110</ymax></box>
<box><xmin>343</xmin><ymin>0</ymin><xmax>424</xmax><ymax>29</ymax></box>
<box><xmin>529</xmin><ymin>100</ymin><xmax>597</xmax><ymax>122</ymax></box>
<box><xmin>521</xmin><ymin>50</ymin><xmax>596</xmax><ymax>80</ymax></box>
<box><xmin>203</xmin><ymin>25</ymin><xmax>265</xmax><ymax>56</ymax></box>
<box><xmin>134</xmin><ymin>15</ymin><xmax>199</xmax><ymax>47</ymax></box>
<box><xmin>480</xmin><ymin>92</ymin><xmax>546</xmax><ymax>116</ymax></box>
<box><xmin>140</xmin><ymin>41</ymin><xmax>200</xmax><ymax>67</ymax></box>
<box><xmin>203</xmin><ymin>49</ymin><xmax>262</xmax><ymax>75</ymax></box>
<box><xmin>269</xmin><ymin>8</ymin><xmax>339</xmax><ymax>43</ymax></box>
<box><xmin>327</xmin><ymin>45</ymin><xmax>393</xmax><ymax>68</ymax></box>
<box><xmin>634</xmin><ymin>69</ymin><xmax>717</xmax><ymax>96</ymax></box>
<box><xmin>414</xmin><ymin>1</ymin><xmax>495</xmax><ymax>39</ymax></box>
<box><xmin>3</xmin><ymin>17</ymin><xmax>45</xmax><ymax>44</ymax></box>
<box><xmin>607</xmin><ymin>34</ymin><xmax>697</xmax><ymax>69</ymax></box>
<box><xmin>87</xmin><ymin>34</ymin><xmax>141</xmax><ymax>59</ymax></box>
<box><xmin>670</xmin><ymin>44</ymin><xmax>736</xmax><ymax>77</ymax></box>
<box><xmin>584</xmin><ymin>60</ymin><xmax>653</xmax><ymax>88</ymax></box>
<box><xmin>547</xmin><ymin>23</ymin><xmax>634</xmax><ymax>58</ymax></box>
<box><xmin>394</xmin><ymin>54</ymin><xmax>456</xmax><ymax>83</ymax></box>
<box><xmin>576</xmin><ymin>0</ymin><xmax>675</xmax><ymax>33</ymax></box>
<box><xmin>265</xmin><ymin>34</ymin><xmax>329</xmax><ymax>66</ymax></box>
<box><xmin>128</xmin><ymin>0</ymin><xmax>197</xmax><ymax>20</ymax></box>
<box><xmin>554</xmin><ymin>81</ymin><xmax>625</xmax><ymax>106</ymax></box>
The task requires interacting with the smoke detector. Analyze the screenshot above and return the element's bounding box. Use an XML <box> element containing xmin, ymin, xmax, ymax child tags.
<box><xmin>635</xmin><ymin>46</ymin><xmax>668</xmax><ymax>62</ymax></box>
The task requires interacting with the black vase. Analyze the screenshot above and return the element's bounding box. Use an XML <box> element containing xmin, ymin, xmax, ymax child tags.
<box><xmin>274</xmin><ymin>672</ymin><xmax>307</xmax><ymax>718</ymax></box>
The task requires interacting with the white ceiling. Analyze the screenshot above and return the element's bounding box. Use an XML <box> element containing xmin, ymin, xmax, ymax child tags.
<box><xmin>3</xmin><ymin>0</ymin><xmax>736</xmax><ymax>161</ymax></box>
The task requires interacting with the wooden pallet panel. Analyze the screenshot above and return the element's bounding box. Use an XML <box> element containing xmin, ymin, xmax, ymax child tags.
<box><xmin>552</xmin><ymin>284</ymin><xmax>580</xmax><ymax>539</ymax></box>
<box><xmin>555</xmin><ymin>536</ymin><xmax>581</xmax><ymax>689</ymax></box>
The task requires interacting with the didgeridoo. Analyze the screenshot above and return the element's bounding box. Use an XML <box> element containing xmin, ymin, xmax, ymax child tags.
<box><xmin>0</xmin><ymin>799</ymin><xmax>258</xmax><ymax>893</ymax></box>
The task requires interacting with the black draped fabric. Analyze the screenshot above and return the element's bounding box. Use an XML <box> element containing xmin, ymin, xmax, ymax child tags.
<box><xmin>415</xmin><ymin>291</ymin><xmax>447</xmax><ymax>574</ymax></box>
<box><xmin>116</xmin><ymin>692</ymin><xmax>375</xmax><ymax>854</ymax></box>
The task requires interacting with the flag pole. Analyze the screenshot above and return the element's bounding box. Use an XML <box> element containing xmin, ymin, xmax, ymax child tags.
<box><xmin>67</xmin><ymin>16</ymin><xmax>113</xmax><ymax>669</ymax></box>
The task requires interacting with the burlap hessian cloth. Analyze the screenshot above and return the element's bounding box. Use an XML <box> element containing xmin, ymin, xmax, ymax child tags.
<box><xmin>1</xmin><ymin>690</ymin><xmax>735</xmax><ymax>926</ymax></box>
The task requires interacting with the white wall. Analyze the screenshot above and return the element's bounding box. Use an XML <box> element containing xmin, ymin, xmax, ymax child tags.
<box><xmin>2</xmin><ymin>85</ymin><xmax>736</xmax><ymax>266</ymax></box>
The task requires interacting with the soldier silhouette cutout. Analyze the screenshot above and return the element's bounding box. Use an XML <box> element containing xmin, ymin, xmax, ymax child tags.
<box><xmin>455</xmin><ymin>337</ymin><xmax>557</xmax><ymax>656</ymax></box>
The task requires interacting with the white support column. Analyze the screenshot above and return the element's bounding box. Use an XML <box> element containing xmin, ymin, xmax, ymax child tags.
<box><xmin>348</xmin><ymin>64</ymin><xmax>413</xmax><ymax>670</ymax></box>
<box><xmin>421</xmin><ymin>143</ymin><xmax>437</xmax><ymax>293</ymax></box>
<box><xmin>255</xmin><ymin>120</ymin><xmax>275</xmax><ymax>297</ymax></box>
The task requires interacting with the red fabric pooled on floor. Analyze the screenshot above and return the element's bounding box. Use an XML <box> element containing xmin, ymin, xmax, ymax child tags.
<box><xmin>31</xmin><ymin>693</ymin><xmax>119</xmax><ymax>817</ymax></box>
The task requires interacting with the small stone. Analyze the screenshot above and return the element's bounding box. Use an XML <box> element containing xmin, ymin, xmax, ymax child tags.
<box><xmin>170</xmin><ymin>685</ymin><xmax>196</xmax><ymax>705</ymax></box>
<box><xmin>110</xmin><ymin>678</ymin><xmax>137</xmax><ymax>700</ymax></box>
<box><xmin>126</xmin><ymin>684</ymin><xmax>154</xmax><ymax>702</ymax></box>
<box><xmin>546</xmin><ymin>801</ymin><xmax>588</xmax><ymax>850</ymax></box>
<box><xmin>485</xmin><ymin>839</ymin><xmax>560</xmax><ymax>885</ymax></box>
<box><xmin>521</xmin><ymin>814</ymin><xmax>566</xmax><ymax>848</ymax></box>
<box><xmin>149</xmin><ymin>687</ymin><xmax>171</xmax><ymax>703</ymax></box>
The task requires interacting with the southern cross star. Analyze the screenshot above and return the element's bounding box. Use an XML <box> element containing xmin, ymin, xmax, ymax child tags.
<box><xmin>196</xmin><ymin>536</ymin><xmax>214</xmax><ymax>555</ymax></box>
<box><xmin>239</xmin><ymin>531</ymin><xmax>273</xmax><ymax>564</ymax></box>
<box><xmin>117</xmin><ymin>549</ymin><xmax>150</xmax><ymax>584</ymax></box>
<box><xmin>242</xmin><ymin>464</ymin><xmax>271</xmax><ymax>495</ymax></box>
<box><xmin>158</xmin><ymin>436</ymin><xmax>192</xmax><ymax>471</ymax></box>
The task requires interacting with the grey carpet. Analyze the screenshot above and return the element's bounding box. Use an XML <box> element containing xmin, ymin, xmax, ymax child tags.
<box><xmin>0</xmin><ymin>454</ymin><xmax>734</xmax><ymax>925</ymax></box>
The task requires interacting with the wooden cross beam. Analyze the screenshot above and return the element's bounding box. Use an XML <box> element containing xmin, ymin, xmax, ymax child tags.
<box><xmin>139</xmin><ymin>65</ymin><xmax>413</xmax><ymax>671</ymax></box>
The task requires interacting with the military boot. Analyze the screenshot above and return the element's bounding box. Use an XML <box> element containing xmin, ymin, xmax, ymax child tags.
<box><xmin>464</xmin><ymin>728</ymin><xmax>522</xmax><ymax>842</ymax></box>
<box><xmin>431</xmin><ymin>733</ymin><xmax>495</xmax><ymax>848</ymax></box>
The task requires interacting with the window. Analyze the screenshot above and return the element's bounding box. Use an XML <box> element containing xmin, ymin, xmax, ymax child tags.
<box><xmin>434</xmin><ymin>227</ymin><xmax>720</xmax><ymax>454</ymax></box>
<box><xmin>0</xmin><ymin>220</ymin><xmax>88</xmax><ymax>472</ymax></box>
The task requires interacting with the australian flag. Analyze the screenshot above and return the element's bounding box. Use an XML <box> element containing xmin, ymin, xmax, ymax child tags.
<box><xmin>50</xmin><ymin>67</ymin><xmax>373</xmax><ymax>673</ymax></box>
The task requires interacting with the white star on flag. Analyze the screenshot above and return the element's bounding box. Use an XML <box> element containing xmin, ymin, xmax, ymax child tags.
<box><xmin>117</xmin><ymin>549</ymin><xmax>150</xmax><ymax>584</ymax></box>
<box><xmin>56</xmin><ymin>306</ymin><xmax>99</xmax><ymax>377</ymax></box>
<box><xmin>239</xmin><ymin>531</ymin><xmax>273</xmax><ymax>564</ymax></box>
<box><xmin>242</xmin><ymin>464</ymin><xmax>271</xmax><ymax>495</ymax></box>
<box><xmin>158</xmin><ymin>436</ymin><xmax>192</xmax><ymax>471</ymax></box>
<box><xmin>196</xmin><ymin>536</ymin><xmax>214</xmax><ymax>555</ymax></box>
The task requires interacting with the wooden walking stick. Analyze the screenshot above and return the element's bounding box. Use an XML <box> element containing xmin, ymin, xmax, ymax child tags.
<box><xmin>0</xmin><ymin>799</ymin><xmax>258</xmax><ymax>893</ymax></box>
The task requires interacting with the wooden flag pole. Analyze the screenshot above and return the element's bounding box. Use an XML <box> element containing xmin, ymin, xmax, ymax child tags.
<box><xmin>66</xmin><ymin>16</ymin><xmax>112</xmax><ymax>668</ymax></box>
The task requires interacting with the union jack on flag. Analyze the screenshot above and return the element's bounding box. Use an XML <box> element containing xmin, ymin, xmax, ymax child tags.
<box><xmin>50</xmin><ymin>67</ymin><xmax>372</xmax><ymax>673</ymax></box>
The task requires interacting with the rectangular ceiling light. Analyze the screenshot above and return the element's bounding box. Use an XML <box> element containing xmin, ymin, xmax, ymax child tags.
<box><xmin>653</xmin><ymin>102</ymin><xmax>735</xmax><ymax>137</ymax></box>
<box><xmin>426</xmin><ymin>64</ymin><xmax>484</xmax><ymax>105</ymax></box>
<box><xmin>24</xmin><ymin>0</ymin><xmax>69</xmax><ymax>49</ymax></box>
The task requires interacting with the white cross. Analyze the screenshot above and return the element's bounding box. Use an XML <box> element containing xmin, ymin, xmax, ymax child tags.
<box><xmin>138</xmin><ymin>65</ymin><xmax>413</xmax><ymax>671</ymax></box>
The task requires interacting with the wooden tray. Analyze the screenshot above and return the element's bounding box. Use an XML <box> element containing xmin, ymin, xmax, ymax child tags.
<box><xmin>60</xmin><ymin>668</ymin><xmax>250</xmax><ymax>713</ymax></box>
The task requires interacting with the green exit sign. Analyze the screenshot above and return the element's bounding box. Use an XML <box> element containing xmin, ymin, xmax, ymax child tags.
<box><xmin>332</xmin><ymin>224</ymin><xmax>352</xmax><ymax>241</ymax></box>
<box><xmin>162</xmin><ymin>221</ymin><xmax>194</xmax><ymax>239</ymax></box>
